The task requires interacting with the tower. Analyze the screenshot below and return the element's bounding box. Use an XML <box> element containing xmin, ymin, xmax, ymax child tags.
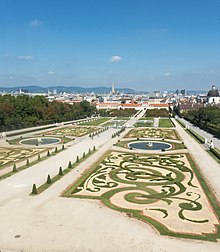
<box><xmin>112</xmin><ymin>82</ymin><xmax>115</xmax><ymax>94</ymax></box>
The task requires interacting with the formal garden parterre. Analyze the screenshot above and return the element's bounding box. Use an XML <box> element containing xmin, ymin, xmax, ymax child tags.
<box><xmin>63</xmin><ymin>150</ymin><xmax>220</xmax><ymax>241</ymax></box>
<box><xmin>125</xmin><ymin>128</ymin><xmax>180</xmax><ymax>140</ymax></box>
<box><xmin>45</xmin><ymin>125</ymin><xmax>99</xmax><ymax>137</ymax></box>
<box><xmin>0</xmin><ymin>147</ymin><xmax>45</xmax><ymax>169</ymax></box>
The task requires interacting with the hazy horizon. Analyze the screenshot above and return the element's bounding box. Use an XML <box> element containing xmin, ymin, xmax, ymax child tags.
<box><xmin>0</xmin><ymin>0</ymin><xmax>219</xmax><ymax>91</ymax></box>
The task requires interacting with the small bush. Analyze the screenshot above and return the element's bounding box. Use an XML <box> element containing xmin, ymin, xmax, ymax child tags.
<box><xmin>58</xmin><ymin>167</ymin><xmax>63</xmax><ymax>176</ymax></box>
<box><xmin>68</xmin><ymin>161</ymin><xmax>72</xmax><ymax>168</ymax></box>
<box><xmin>31</xmin><ymin>184</ymin><xmax>38</xmax><ymax>194</ymax></box>
<box><xmin>46</xmin><ymin>174</ymin><xmax>52</xmax><ymax>184</ymax></box>
<box><xmin>12</xmin><ymin>163</ymin><xmax>17</xmax><ymax>172</ymax></box>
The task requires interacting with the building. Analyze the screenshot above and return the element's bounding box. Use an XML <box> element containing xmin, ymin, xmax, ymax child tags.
<box><xmin>207</xmin><ymin>85</ymin><xmax>220</xmax><ymax>104</ymax></box>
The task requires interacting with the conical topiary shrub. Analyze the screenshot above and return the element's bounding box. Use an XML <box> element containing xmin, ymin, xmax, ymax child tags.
<box><xmin>76</xmin><ymin>156</ymin><xmax>80</xmax><ymax>163</ymax></box>
<box><xmin>12</xmin><ymin>163</ymin><xmax>17</xmax><ymax>172</ymax></box>
<box><xmin>68</xmin><ymin>161</ymin><xmax>72</xmax><ymax>168</ymax></box>
<box><xmin>46</xmin><ymin>174</ymin><xmax>52</xmax><ymax>184</ymax></box>
<box><xmin>83</xmin><ymin>152</ymin><xmax>86</xmax><ymax>158</ymax></box>
<box><xmin>55</xmin><ymin>147</ymin><xmax>58</xmax><ymax>153</ymax></box>
<box><xmin>93</xmin><ymin>146</ymin><xmax>96</xmax><ymax>151</ymax></box>
<box><xmin>38</xmin><ymin>153</ymin><xmax>41</xmax><ymax>161</ymax></box>
<box><xmin>26</xmin><ymin>159</ymin><xmax>30</xmax><ymax>166</ymax></box>
<box><xmin>47</xmin><ymin>150</ymin><xmax>50</xmax><ymax>157</ymax></box>
<box><xmin>62</xmin><ymin>144</ymin><xmax>65</xmax><ymax>150</ymax></box>
<box><xmin>88</xmin><ymin>148</ymin><xmax>91</xmax><ymax>154</ymax></box>
<box><xmin>31</xmin><ymin>184</ymin><xmax>38</xmax><ymax>194</ymax></box>
<box><xmin>58</xmin><ymin>167</ymin><xmax>63</xmax><ymax>176</ymax></box>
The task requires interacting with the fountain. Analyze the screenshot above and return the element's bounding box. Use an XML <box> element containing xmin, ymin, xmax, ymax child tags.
<box><xmin>128</xmin><ymin>141</ymin><xmax>172</xmax><ymax>151</ymax></box>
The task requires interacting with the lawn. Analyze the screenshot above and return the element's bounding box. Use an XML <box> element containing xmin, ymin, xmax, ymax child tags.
<box><xmin>159</xmin><ymin>118</ymin><xmax>174</xmax><ymax>128</ymax></box>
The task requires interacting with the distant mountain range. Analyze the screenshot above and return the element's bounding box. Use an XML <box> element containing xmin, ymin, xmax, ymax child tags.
<box><xmin>0</xmin><ymin>85</ymin><xmax>139</xmax><ymax>94</ymax></box>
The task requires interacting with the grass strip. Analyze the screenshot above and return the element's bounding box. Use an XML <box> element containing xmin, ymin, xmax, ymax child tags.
<box><xmin>0</xmin><ymin>147</ymin><xmax>64</xmax><ymax>180</ymax></box>
<box><xmin>31</xmin><ymin>148</ymin><xmax>97</xmax><ymax>195</ymax></box>
<box><xmin>187</xmin><ymin>128</ymin><xmax>205</xmax><ymax>144</ymax></box>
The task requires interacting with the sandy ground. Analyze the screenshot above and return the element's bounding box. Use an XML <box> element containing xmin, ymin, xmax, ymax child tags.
<box><xmin>0</xmin><ymin>112</ymin><xmax>220</xmax><ymax>251</ymax></box>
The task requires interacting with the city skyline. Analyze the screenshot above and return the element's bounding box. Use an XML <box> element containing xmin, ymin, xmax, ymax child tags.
<box><xmin>0</xmin><ymin>0</ymin><xmax>220</xmax><ymax>90</ymax></box>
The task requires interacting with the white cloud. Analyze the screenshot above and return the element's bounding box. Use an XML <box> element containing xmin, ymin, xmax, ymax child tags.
<box><xmin>109</xmin><ymin>55</ymin><xmax>122</xmax><ymax>62</ymax></box>
<box><xmin>164</xmin><ymin>72</ymin><xmax>171</xmax><ymax>77</ymax></box>
<box><xmin>30</xmin><ymin>19</ymin><xmax>43</xmax><ymax>27</ymax></box>
<box><xmin>48</xmin><ymin>71</ymin><xmax>56</xmax><ymax>75</ymax></box>
<box><xmin>18</xmin><ymin>55</ymin><xmax>34</xmax><ymax>60</ymax></box>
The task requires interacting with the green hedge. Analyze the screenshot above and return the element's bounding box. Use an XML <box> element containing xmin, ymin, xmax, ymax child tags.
<box><xmin>187</xmin><ymin>128</ymin><xmax>205</xmax><ymax>144</ymax></box>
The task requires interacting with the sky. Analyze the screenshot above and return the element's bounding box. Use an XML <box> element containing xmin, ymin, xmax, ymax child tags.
<box><xmin>0</xmin><ymin>0</ymin><xmax>220</xmax><ymax>91</ymax></box>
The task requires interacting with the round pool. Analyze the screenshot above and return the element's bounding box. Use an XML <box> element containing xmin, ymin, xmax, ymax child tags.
<box><xmin>20</xmin><ymin>137</ymin><xmax>61</xmax><ymax>146</ymax></box>
<box><xmin>128</xmin><ymin>141</ymin><xmax>172</xmax><ymax>151</ymax></box>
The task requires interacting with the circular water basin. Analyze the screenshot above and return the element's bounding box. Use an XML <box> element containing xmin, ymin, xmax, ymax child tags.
<box><xmin>20</xmin><ymin>137</ymin><xmax>61</xmax><ymax>146</ymax></box>
<box><xmin>128</xmin><ymin>141</ymin><xmax>172</xmax><ymax>151</ymax></box>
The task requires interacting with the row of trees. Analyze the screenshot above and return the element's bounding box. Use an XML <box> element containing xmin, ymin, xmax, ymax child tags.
<box><xmin>182</xmin><ymin>106</ymin><xmax>220</xmax><ymax>137</ymax></box>
<box><xmin>0</xmin><ymin>95</ymin><xmax>96</xmax><ymax>131</ymax></box>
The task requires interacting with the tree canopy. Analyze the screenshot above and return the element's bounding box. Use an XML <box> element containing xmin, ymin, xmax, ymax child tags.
<box><xmin>0</xmin><ymin>95</ymin><xmax>96</xmax><ymax>131</ymax></box>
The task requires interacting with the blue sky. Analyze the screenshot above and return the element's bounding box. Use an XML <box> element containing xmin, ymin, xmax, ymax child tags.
<box><xmin>0</xmin><ymin>0</ymin><xmax>219</xmax><ymax>91</ymax></box>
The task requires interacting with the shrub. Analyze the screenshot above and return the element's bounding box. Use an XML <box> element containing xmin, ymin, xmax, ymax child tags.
<box><xmin>68</xmin><ymin>161</ymin><xmax>72</xmax><ymax>168</ymax></box>
<box><xmin>62</xmin><ymin>144</ymin><xmax>65</xmax><ymax>150</ymax></box>
<box><xmin>83</xmin><ymin>152</ymin><xmax>86</xmax><ymax>158</ymax></box>
<box><xmin>47</xmin><ymin>150</ymin><xmax>50</xmax><ymax>157</ymax></box>
<box><xmin>76</xmin><ymin>156</ymin><xmax>80</xmax><ymax>163</ymax></box>
<box><xmin>12</xmin><ymin>163</ymin><xmax>17</xmax><ymax>172</ymax></box>
<box><xmin>26</xmin><ymin>159</ymin><xmax>30</xmax><ymax>166</ymax></box>
<box><xmin>38</xmin><ymin>154</ymin><xmax>41</xmax><ymax>161</ymax></box>
<box><xmin>58</xmin><ymin>167</ymin><xmax>63</xmax><ymax>175</ymax></box>
<box><xmin>46</xmin><ymin>174</ymin><xmax>52</xmax><ymax>184</ymax></box>
<box><xmin>31</xmin><ymin>184</ymin><xmax>38</xmax><ymax>194</ymax></box>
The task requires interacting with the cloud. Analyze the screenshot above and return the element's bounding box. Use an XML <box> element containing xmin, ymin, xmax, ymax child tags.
<box><xmin>48</xmin><ymin>71</ymin><xmax>56</xmax><ymax>75</ymax></box>
<box><xmin>164</xmin><ymin>72</ymin><xmax>171</xmax><ymax>77</ymax></box>
<box><xmin>109</xmin><ymin>55</ymin><xmax>122</xmax><ymax>62</ymax></box>
<box><xmin>18</xmin><ymin>55</ymin><xmax>34</xmax><ymax>60</ymax></box>
<box><xmin>30</xmin><ymin>19</ymin><xmax>43</xmax><ymax>27</ymax></box>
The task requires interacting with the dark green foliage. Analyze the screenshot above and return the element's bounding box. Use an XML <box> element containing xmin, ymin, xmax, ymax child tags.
<box><xmin>210</xmin><ymin>148</ymin><xmax>220</xmax><ymax>160</ymax></box>
<box><xmin>182</xmin><ymin>106</ymin><xmax>220</xmax><ymax>137</ymax></box>
<box><xmin>47</xmin><ymin>150</ymin><xmax>50</xmax><ymax>157</ymax></box>
<box><xmin>55</xmin><ymin>147</ymin><xmax>58</xmax><ymax>153</ymax></box>
<box><xmin>38</xmin><ymin>153</ymin><xmax>41</xmax><ymax>161</ymax></box>
<box><xmin>46</xmin><ymin>174</ymin><xmax>52</xmax><ymax>184</ymax></box>
<box><xmin>31</xmin><ymin>184</ymin><xmax>38</xmax><ymax>194</ymax></box>
<box><xmin>68</xmin><ymin>161</ymin><xmax>72</xmax><ymax>168</ymax></box>
<box><xmin>88</xmin><ymin>148</ymin><xmax>91</xmax><ymax>154</ymax></box>
<box><xmin>62</xmin><ymin>144</ymin><xmax>65</xmax><ymax>150</ymax></box>
<box><xmin>145</xmin><ymin>108</ymin><xmax>169</xmax><ymax>117</ymax></box>
<box><xmin>76</xmin><ymin>156</ymin><xmax>80</xmax><ymax>163</ymax></box>
<box><xmin>83</xmin><ymin>152</ymin><xmax>86</xmax><ymax>158</ymax></box>
<box><xmin>12</xmin><ymin>163</ymin><xmax>17</xmax><ymax>172</ymax></box>
<box><xmin>93</xmin><ymin>146</ymin><xmax>96</xmax><ymax>151</ymax></box>
<box><xmin>0</xmin><ymin>95</ymin><xmax>96</xmax><ymax>131</ymax></box>
<box><xmin>58</xmin><ymin>167</ymin><xmax>63</xmax><ymax>175</ymax></box>
<box><xmin>26</xmin><ymin>159</ymin><xmax>30</xmax><ymax>166</ymax></box>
